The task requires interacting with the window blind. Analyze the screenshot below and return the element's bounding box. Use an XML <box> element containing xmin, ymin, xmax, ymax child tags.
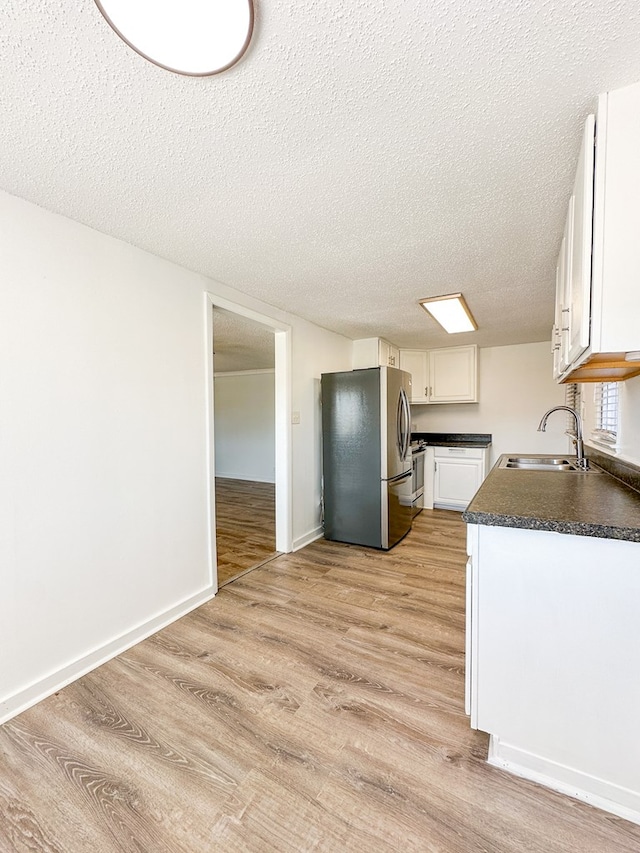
<box><xmin>564</xmin><ymin>383</ymin><xmax>580</xmax><ymax>434</ymax></box>
<box><xmin>594</xmin><ymin>382</ymin><xmax>619</xmax><ymax>445</ymax></box>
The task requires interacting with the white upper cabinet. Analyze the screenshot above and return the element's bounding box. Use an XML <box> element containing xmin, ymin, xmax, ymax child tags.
<box><xmin>429</xmin><ymin>345</ymin><xmax>477</xmax><ymax>403</ymax></box>
<box><xmin>555</xmin><ymin>80</ymin><xmax>640</xmax><ymax>383</ymax></box>
<box><xmin>554</xmin><ymin>115</ymin><xmax>594</xmax><ymax>376</ymax></box>
<box><xmin>567</xmin><ymin>114</ymin><xmax>595</xmax><ymax>366</ymax></box>
<box><xmin>594</xmin><ymin>83</ymin><xmax>640</xmax><ymax>354</ymax></box>
<box><xmin>379</xmin><ymin>338</ymin><xmax>400</xmax><ymax>368</ymax></box>
<box><xmin>399</xmin><ymin>350</ymin><xmax>429</xmax><ymax>402</ymax></box>
<box><xmin>552</xmin><ymin>210</ymin><xmax>572</xmax><ymax>379</ymax></box>
<box><xmin>400</xmin><ymin>345</ymin><xmax>477</xmax><ymax>404</ymax></box>
<box><xmin>352</xmin><ymin>337</ymin><xmax>400</xmax><ymax>369</ymax></box>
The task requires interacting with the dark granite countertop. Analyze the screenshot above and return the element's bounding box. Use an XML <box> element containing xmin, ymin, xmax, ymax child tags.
<box><xmin>411</xmin><ymin>432</ymin><xmax>492</xmax><ymax>448</ymax></box>
<box><xmin>462</xmin><ymin>453</ymin><xmax>640</xmax><ymax>542</ymax></box>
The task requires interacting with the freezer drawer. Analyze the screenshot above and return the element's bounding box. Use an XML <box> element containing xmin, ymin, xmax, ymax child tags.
<box><xmin>383</xmin><ymin>473</ymin><xmax>413</xmax><ymax>549</ymax></box>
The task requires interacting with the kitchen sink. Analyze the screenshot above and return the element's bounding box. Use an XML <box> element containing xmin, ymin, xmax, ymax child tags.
<box><xmin>498</xmin><ymin>455</ymin><xmax>589</xmax><ymax>472</ymax></box>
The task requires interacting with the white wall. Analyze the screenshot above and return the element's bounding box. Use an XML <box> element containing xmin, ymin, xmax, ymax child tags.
<box><xmin>214</xmin><ymin>371</ymin><xmax>275</xmax><ymax>482</ymax></box>
<box><xmin>290</xmin><ymin>321</ymin><xmax>356</xmax><ymax>550</ymax></box>
<box><xmin>411</xmin><ymin>342</ymin><xmax>568</xmax><ymax>466</ymax></box>
<box><xmin>0</xmin><ymin>189</ymin><xmax>352</xmax><ymax>721</ymax></box>
<box><xmin>619</xmin><ymin>374</ymin><xmax>640</xmax><ymax>465</ymax></box>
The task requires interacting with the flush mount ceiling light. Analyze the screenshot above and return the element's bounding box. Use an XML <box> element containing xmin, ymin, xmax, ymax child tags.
<box><xmin>419</xmin><ymin>293</ymin><xmax>478</xmax><ymax>334</ymax></box>
<box><xmin>94</xmin><ymin>0</ymin><xmax>254</xmax><ymax>76</ymax></box>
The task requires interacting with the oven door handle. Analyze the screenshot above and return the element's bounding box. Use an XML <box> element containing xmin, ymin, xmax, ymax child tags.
<box><xmin>387</xmin><ymin>471</ymin><xmax>412</xmax><ymax>484</ymax></box>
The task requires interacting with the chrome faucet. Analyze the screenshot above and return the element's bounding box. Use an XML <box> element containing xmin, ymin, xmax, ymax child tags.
<box><xmin>537</xmin><ymin>406</ymin><xmax>589</xmax><ymax>470</ymax></box>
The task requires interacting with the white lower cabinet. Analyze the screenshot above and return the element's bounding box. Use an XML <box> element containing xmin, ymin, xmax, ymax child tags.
<box><xmin>466</xmin><ymin>522</ymin><xmax>640</xmax><ymax>824</ymax></box>
<box><xmin>464</xmin><ymin>543</ymin><xmax>477</xmax><ymax>721</ymax></box>
<box><xmin>433</xmin><ymin>446</ymin><xmax>487</xmax><ymax>510</ymax></box>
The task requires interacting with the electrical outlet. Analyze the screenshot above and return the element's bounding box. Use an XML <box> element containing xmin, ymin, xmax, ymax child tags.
<box><xmin>291</xmin><ymin>411</ymin><xmax>301</xmax><ymax>424</ymax></box>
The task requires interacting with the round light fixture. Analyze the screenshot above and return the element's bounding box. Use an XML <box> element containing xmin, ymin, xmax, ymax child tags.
<box><xmin>94</xmin><ymin>0</ymin><xmax>254</xmax><ymax>76</ymax></box>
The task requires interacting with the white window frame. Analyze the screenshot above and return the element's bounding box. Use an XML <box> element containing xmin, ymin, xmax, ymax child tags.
<box><xmin>564</xmin><ymin>383</ymin><xmax>581</xmax><ymax>436</ymax></box>
<box><xmin>592</xmin><ymin>381</ymin><xmax>620</xmax><ymax>449</ymax></box>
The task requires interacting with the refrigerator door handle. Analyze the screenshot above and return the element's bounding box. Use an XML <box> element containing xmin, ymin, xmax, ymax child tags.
<box><xmin>399</xmin><ymin>387</ymin><xmax>411</xmax><ymax>461</ymax></box>
<box><xmin>405</xmin><ymin>389</ymin><xmax>411</xmax><ymax>458</ymax></box>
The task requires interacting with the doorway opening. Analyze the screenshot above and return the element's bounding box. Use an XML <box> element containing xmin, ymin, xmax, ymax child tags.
<box><xmin>205</xmin><ymin>294</ymin><xmax>292</xmax><ymax>589</ymax></box>
<box><xmin>214</xmin><ymin>477</ymin><xmax>278</xmax><ymax>586</ymax></box>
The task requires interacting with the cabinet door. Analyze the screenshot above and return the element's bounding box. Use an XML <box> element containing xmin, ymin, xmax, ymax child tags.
<box><xmin>399</xmin><ymin>350</ymin><xmax>429</xmax><ymax>402</ymax></box>
<box><xmin>596</xmin><ymin>85</ymin><xmax>640</xmax><ymax>353</ymax></box>
<box><xmin>553</xmin><ymin>232</ymin><xmax>567</xmax><ymax>379</ymax></box>
<box><xmin>434</xmin><ymin>458</ymin><xmax>483</xmax><ymax>509</ymax></box>
<box><xmin>465</xmin><ymin>525</ymin><xmax>480</xmax><ymax>727</ymax></box>
<box><xmin>552</xmin><ymin>230</ymin><xmax>573</xmax><ymax>380</ymax></box>
<box><xmin>380</xmin><ymin>339</ymin><xmax>400</xmax><ymax>367</ymax></box>
<box><xmin>429</xmin><ymin>345</ymin><xmax>477</xmax><ymax>403</ymax></box>
<box><xmin>552</xmin><ymin>198</ymin><xmax>573</xmax><ymax>377</ymax></box>
<box><xmin>567</xmin><ymin>114</ymin><xmax>595</xmax><ymax>365</ymax></box>
<box><xmin>378</xmin><ymin>338</ymin><xmax>391</xmax><ymax>367</ymax></box>
<box><xmin>474</xmin><ymin>524</ymin><xmax>640</xmax><ymax>804</ymax></box>
<box><xmin>558</xmin><ymin>198</ymin><xmax>574</xmax><ymax>373</ymax></box>
<box><xmin>465</xmin><ymin>556</ymin><xmax>477</xmax><ymax>722</ymax></box>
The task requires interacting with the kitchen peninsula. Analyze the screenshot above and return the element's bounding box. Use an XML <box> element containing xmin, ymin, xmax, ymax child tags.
<box><xmin>462</xmin><ymin>452</ymin><xmax>640</xmax><ymax>825</ymax></box>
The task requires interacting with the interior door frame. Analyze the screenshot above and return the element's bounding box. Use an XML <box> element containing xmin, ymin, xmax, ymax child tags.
<box><xmin>204</xmin><ymin>292</ymin><xmax>293</xmax><ymax>578</ymax></box>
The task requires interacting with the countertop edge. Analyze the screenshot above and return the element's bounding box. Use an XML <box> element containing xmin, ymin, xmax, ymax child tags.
<box><xmin>461</xmin><ymin>509</ymin><xmax>640</xmax><ymax>543</ymax></box>
<box><xmin>462</xmin><ymin>453</ymin><xmax>640</xmax><ymax>543</ymax></box>
<box><xmin>411</xmin><ymin>432</ymin><xmax>492</xmax><ymax>448</ymax></box>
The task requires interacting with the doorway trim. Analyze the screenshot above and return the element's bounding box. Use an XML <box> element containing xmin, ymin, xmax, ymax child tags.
<box><xmin>204</xmin><ymin>292</ymin><xmax>293</xmax><ymax>579</ymax></box>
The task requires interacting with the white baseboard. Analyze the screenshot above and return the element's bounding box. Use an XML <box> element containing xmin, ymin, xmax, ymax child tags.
<box><xmin>488</xmin><ymin>736</ymin><xmax>640</xmax><ymax>826</ymax></box>
<box><xmin>0</xmin><ymin>585</ymin><xmax>217</xmax><ymax>725</ymax></box>
<box><xmin>293</xmin><ymin>526</ymin><xmax>323</xmax><ymax>551</ymax></box>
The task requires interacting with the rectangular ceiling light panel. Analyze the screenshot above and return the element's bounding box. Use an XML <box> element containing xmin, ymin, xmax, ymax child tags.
<box><xmin>419</xmin><ymin>293</ymin><xmax>477</xmax><ymax>334</ymax></box>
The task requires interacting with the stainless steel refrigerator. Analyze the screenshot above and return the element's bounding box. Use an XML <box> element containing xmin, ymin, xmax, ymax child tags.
<box><xmin>321</xmin><ymin>366</ymin><xmax>413</xmax><ymax>549</ymax></box>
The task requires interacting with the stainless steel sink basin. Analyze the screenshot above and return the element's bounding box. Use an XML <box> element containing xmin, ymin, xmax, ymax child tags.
<box><xmin>498</xmin><ymin>455</ymin><xmax>587</xmax><ymax>472</ymax></box>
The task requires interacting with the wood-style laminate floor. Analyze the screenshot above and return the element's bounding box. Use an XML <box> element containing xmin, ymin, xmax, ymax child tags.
<box><xmin>2</xmin><ymin>509</ymin><xmax>639</xmax><ymax>852</ymax></box>
<box><xmin>215</xmin><ymin>477</ymin><xmax>277</xmax><ymax>586</ymax></box>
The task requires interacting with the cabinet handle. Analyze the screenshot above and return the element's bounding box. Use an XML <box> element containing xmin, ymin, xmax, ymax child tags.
<box><xmin>561</xmin><ymin>326</ymin><xmax>569</xmax><ymax>332</ymax></box>
<box><xmin>425</xmin><ymin>386</ymin><xmax>428</xmax><ymax>397</ymax></box>
<box><xmin>561</xmin><ymin>308</ymin><xmax>570</xmax><ymax>313</ymax></box>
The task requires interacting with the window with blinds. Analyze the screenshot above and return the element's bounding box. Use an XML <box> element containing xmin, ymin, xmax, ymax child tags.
<box><xmin>593</xmin><ymin>382</ymin><xmax>619</xmax><ymax>445</ymax></box>
<box><xmin>564</xmin><ymin>384</ymin><xmax>581</xmax><ymax>435</ymax></box>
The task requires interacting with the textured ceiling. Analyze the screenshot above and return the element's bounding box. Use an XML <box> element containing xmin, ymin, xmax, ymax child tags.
<box><xmin>4</xmin><ymin>1</ymin><xmax>640</xmax><ymax>356</ymax></box>
<box><xmin>213</xmin><ymin>307</ymin><xmax>274</xmax><ymax>372</ymax></box>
